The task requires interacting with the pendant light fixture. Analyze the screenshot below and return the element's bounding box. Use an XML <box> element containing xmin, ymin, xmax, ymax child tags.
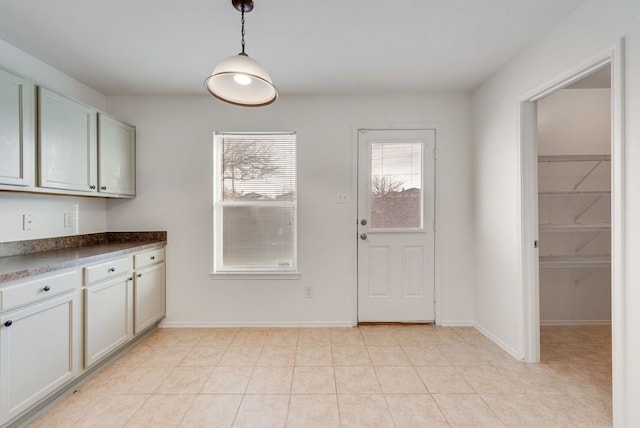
<box><xmin>205</xmin><ymin>0</ymin><xmax>278</xmax><ymax>107</ymax></box>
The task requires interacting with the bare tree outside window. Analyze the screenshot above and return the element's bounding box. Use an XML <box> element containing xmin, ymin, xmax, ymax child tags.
<box><xmin>222</xmin><ymin>141</ymin><xmax>280</xmax><ymax>198</ymax></box>
<box><xmin>371</xmin><ymin>175</ymin><xmax>403</xmax><ymax>196</ymax></box>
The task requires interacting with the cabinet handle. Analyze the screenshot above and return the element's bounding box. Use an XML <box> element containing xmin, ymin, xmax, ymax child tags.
<box><xmin>108</xmin><ymin>267</ymin><xmax>116</xmax><ymax>273</ymax></box>
<box><xmin>101</xmin><ymin>186</ymin><xmax>107</xmax><ymax>190</ymax></box>
<box><xmin>3</xmin><ymin>320</ymin><xmax>12</xmax><ymax>327</ymax></box>
<box><xmin>89</xmin><ymin>185</ymin><xmax>96</xmax><ymax>190</ymax></box>
<box><xmin>128</xmin><ymin>277</ymin><xmax>134</xmax><ymax>281</ymax></box>
<box><xmin>43</xmin><ymin>285</ymin><xmax>51</xmax><ymax>292</ymax></box>
<box><xmin>137</xmin><ymin>273</ymin><xmax>142</xmax><ymax>278</ymax></box>
<box><xmin>150</xmin><ymin>256</ymin><xmax>155</xmax><ymax>260</ymax></box>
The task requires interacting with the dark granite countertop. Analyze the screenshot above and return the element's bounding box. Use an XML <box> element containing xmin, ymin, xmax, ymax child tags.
<box><xmin>0</xmin><ymin>232</ymin><xmax>166</xmax><ymax>283</ymax></box>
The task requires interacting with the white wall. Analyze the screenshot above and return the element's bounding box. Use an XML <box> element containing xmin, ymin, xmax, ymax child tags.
<box><xmin>105</xmin><ymin>94</ymin><xmax>474</xmax><ymax>326</ymax></box>
<box><xmin>472</xmin><ymin>0</ymin><xmax>640</xmax><ymax>425</ymax></box>
<box><xmin>0</xmin><ymin>39</ymin><xmax>108</xmax><ymax>243</ymax></box>
<box><xmin>0</xmin><ymin>193</ymin><xmax>107</xmax><ymax>242</ymax></box>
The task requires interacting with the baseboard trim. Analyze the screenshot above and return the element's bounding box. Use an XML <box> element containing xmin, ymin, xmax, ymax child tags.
<box><xmin>540</xmin><ymin>320</ymin><xmax>611</xmax><ymax>326</ymax></box>
<box><xmin>473</xmin><ymin>323</ymin><xmax>524</xmax><ymax>361</ymax></box>
<box><xmin>158</xmin><ymin>321</ymin><xmax>357</xmax><ymax>328</ymax></box>
<box><xmin>437</xmin><ymin>321</ymin><xmax>474</xmax><ymax>327</ymax></box>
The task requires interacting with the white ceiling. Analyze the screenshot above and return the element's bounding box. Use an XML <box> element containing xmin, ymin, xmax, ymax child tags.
<box><xmin>0</xmin><ymin>0</ymin><xmax>586</xmax><ymax>96</ymax></box>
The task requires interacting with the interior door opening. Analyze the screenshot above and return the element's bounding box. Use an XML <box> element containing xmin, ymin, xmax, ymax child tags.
<box><xmin>535</xmin><ymin>65</ymin><xmax>612</xmax><ymax>371</ymax></box>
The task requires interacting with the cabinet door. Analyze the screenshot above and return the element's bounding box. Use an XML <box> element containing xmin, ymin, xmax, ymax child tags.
<box><xmin>0</xmin><ymin>68</ymin><xmax>33</xmax><ymax>187</ymax></box>
<box><xmin>0</xmin><ymin>292</ymin><xmax>80</xmax><ymax>424</ymax></box>
<box><xmin>134</xmin><ymin>262</ymin><xmax>165</xmax><ymax>335</ymax></box>
<box><xmin>84</xmin><ymin>275</ymin><xmax>133</xmax><ymax>368</ymax></box>
<box><xmin>98</xmin><ymin>113</ymin><xmax>136</xmax><ymax>196</ymax></box>
<box><xmin>38</xmin><ymin>87</ymin><xmax>97</xmax><ymax>192</ymax></box>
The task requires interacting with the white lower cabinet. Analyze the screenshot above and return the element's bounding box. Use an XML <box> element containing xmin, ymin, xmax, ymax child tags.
<box><xmin>0</xmin><ymin>290</ymin><xmax>81</xmax><ymax>424</ymax></box>
<box><xmin>134</xmin><ymin>262</ymin><xmax>166</xmax><ymax>335</ymax></box>
<box><xmin>84</xmin><ymin>275</ymin><xmax>133</xmax><ymax>368</ymax></box>
<box><xmin>0</xmin><ymin>246</ymin><xmax>165</xmax><ymax>426</ymax></box>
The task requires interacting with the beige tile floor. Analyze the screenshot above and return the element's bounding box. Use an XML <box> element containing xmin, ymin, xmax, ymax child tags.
<box><xmin>28</xmin><ymin>324</ymin><xmax>612</xmax><ymax>427</ymax></box>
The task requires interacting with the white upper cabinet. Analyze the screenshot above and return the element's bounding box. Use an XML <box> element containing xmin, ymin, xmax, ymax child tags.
<box><xmin>0</xmin><ymin>68</ymin><xmax>33</xmax><ymax>187</ymax></box>
<box><xmin>98</xmin><ymin>113</ymin><xmax>136</xmax><ymax>196</ymax></box>
<box><xmin>38</xmin><ymin>87</ymin><xmax>97</xmax><ymax>192</ymax></box>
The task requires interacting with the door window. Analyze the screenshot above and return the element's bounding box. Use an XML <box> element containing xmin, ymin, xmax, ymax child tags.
<box><xmin>370</xmin><ymin>142</ymin><xmax>423</xmax><ymax>229</ymax></box>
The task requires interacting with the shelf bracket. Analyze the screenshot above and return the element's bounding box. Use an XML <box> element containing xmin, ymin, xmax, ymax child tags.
<box><xmin>574</xmin><ymin>195</ymin><xmax>603</xmax><ymax>223</ymax></box>
<box><xmin>573</xmin><ymin>160</ymin><xmax>603</xmax><ymax>191</ymax></box>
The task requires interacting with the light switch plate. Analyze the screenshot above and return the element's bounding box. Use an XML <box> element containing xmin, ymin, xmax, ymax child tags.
<box><xmin>64</xmin><ymin>212</ymin><xmax>75</xmax><ymax>228</ymax></box>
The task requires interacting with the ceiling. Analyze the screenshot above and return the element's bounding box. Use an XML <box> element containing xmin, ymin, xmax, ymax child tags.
<box><xmin>0</xmin><ymin>0</ymin><xmax>587</xmax><ymax>96</ymax></box>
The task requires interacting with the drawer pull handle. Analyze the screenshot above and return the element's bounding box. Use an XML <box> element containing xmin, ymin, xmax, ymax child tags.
<box><xmin>43</xmin><ymin>285</ymin><xmax>51</xmax><ymax>292</ymax></box>
<box><xmin>3</xmin><ymin>320</ymin><xmax>12</xmax><ymax>327</ymax></box>
<box><xmin>150</xmin><ymin>256</ymin><xmax>155</xmax><ymax>260</ymax></box>
<box><xmin>108</xmin><ymin>267</ymin><xmax>116</xmax><ymax>273</ymax></box>
<box><xmin>137</xmin><ymin>273</ymin><xmax>142</xmax><ymax>278</ymax></box>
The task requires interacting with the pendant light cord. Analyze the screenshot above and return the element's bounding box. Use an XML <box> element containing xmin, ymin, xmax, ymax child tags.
<box><xmin>240</xmin><ymin>4</ymin><xmax>246</xmax><ymax>54</ymax></box>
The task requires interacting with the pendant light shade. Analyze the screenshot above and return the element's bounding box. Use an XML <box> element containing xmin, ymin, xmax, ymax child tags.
<box><xmin>205</xmin><ymin>0</ymin><xmax>277</xmax><ymax>107</ymax></box>
<box><xmin>205</xmin><ymin>53</ymin><xmax>277</xmax><ymax>107</ymax></box>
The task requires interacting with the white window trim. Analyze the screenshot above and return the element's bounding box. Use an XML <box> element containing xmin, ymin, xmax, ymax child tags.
<box><xmin>212</xmin><ymin>131</ymin><xmax>298</xmax><ymax>276</ymax></box>
<box><xmin>209</xmin><ymin>272</ymin><xmax>301</xmax><ymax>280</ymax></box>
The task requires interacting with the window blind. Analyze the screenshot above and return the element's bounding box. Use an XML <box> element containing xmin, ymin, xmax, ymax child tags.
<box><xmin>214</xmin><ymin>132</ymin><xmax>297</xmax><ymax>272</ymax></box>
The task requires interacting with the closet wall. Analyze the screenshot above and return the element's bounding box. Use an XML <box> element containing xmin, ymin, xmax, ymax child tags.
<box><xmin>537</xmin><ymin>79</ymin><xmax>611</xmax><ymax>324</ymax></box>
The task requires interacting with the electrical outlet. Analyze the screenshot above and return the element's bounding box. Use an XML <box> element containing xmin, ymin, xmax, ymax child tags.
<box><xmin>22</xmin><ymin>214</ymin><xmax>32</xmax><ymax>231</ymax></box>
<box><xmin>304</xmin><ymin>286</ymin><xmax>313</xmax><ymax>298</ymax></box>
<box><xmin>64</xmin><ymin>212</ymin><xmax>75</xmax><ymax>228</ymax></box>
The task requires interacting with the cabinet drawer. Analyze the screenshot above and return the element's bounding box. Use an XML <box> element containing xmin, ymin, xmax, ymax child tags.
<box><xmin>84</xmin><ymin>257</ymin><xmax>133</xmax><ymax>285</ymax></box>
<box><xmin>0</xmin><ymin>270</ymin><xmax>79</xmax><ymax>311</ymax></box>
<box><xmin>134</xmin><ymin>248</ymin><xmax>165</xmax><ymax>269</ymax></box>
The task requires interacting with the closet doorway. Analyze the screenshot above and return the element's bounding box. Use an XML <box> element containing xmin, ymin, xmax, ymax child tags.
<box><xmin>521</xmin><ymin>42</ymin><xmax>625</xmax><ymax>422</ymax></box>
<box><xmin>536</xmin><ymin>66</ymin><xmax>612</xmax><ymax>366</ymax></box>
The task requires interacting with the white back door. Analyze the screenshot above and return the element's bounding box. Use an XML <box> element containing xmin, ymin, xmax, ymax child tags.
<box><xmin>357</xmin><ymin>129</ymin><xmax>435</xmax><ymax>322</ymax></box>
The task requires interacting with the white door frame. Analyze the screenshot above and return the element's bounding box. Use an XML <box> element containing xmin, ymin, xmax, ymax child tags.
<box><xmin>520</xmin><ymin>39</ymin><xmax>626</xmax><ymax>424</ymax></box>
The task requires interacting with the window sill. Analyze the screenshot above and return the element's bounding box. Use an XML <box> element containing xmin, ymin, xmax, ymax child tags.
<box><xmin>209</xmin><ymin>271</ymin><xmax>301</xmax><ymax>280</ymax></box>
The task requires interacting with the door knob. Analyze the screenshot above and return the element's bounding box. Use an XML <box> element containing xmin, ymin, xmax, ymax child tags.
<box><xmin>360</xmin><ymin>233</ymin><xmax>367</xmax><ymax>240</ymax></box>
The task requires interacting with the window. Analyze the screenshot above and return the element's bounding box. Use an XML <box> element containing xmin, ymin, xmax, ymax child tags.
<box><xmin>213</xmin><ymin>132</ymin><xmax>297</xmax><ymax>273</ymax></box>
<box><xmin>370</xmin><ymin>142</ymin><xmax>423</xmax><ymax>229</ymax></box>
